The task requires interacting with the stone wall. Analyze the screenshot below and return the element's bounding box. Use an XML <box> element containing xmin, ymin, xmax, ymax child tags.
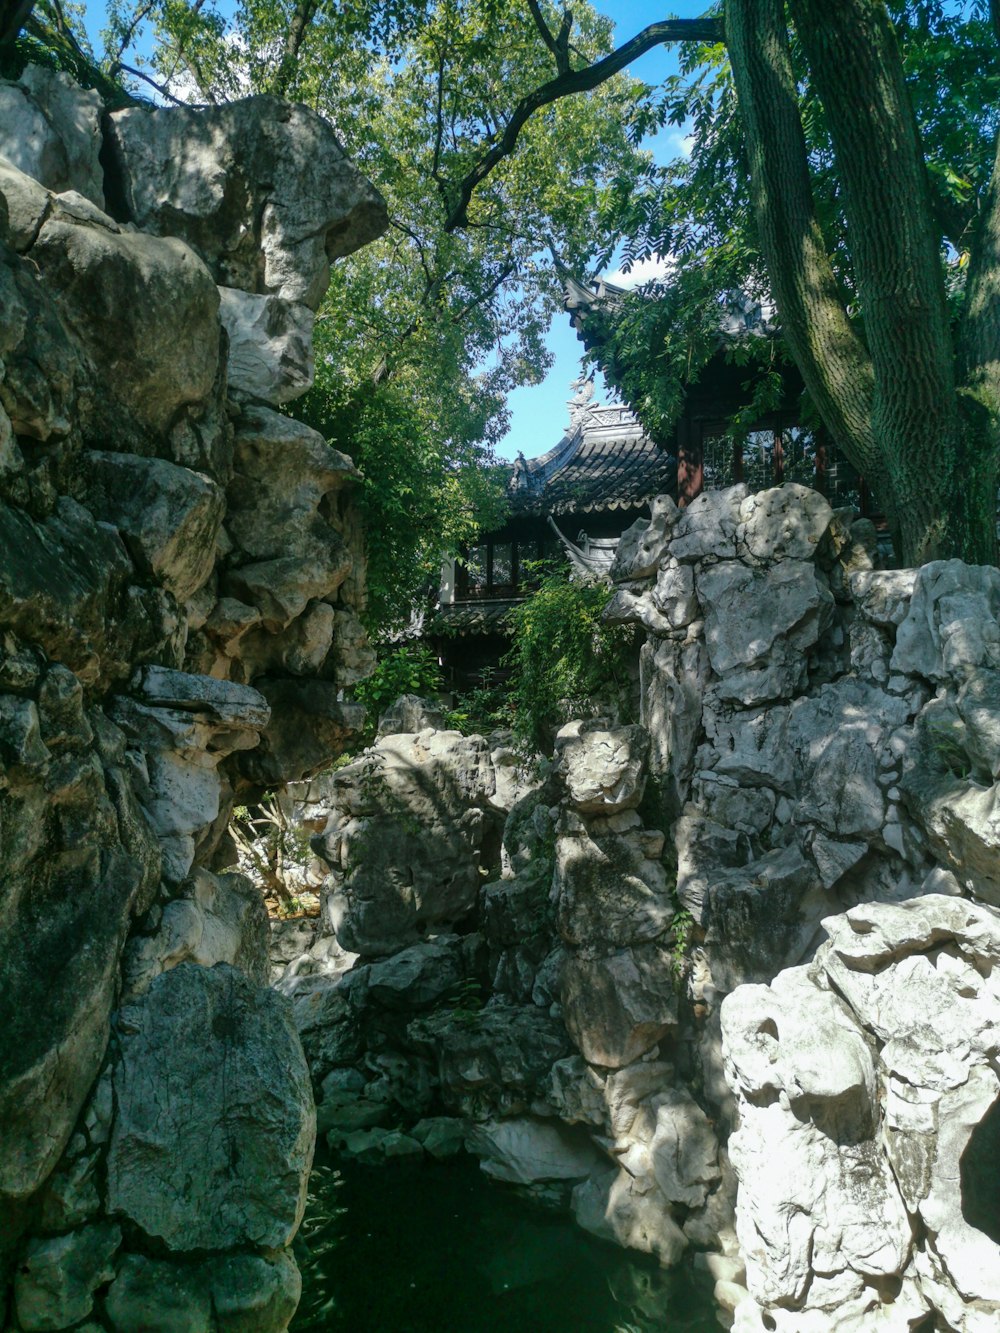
<box><xmin>285</xmin><ymin>482</ymin><xmax>1000</xmax><ymax>1331</ymax></box>
<box><xmin>0</xmin><ymin>66</ymin><xmax>387</xmax><ymax>1330</ymax></box>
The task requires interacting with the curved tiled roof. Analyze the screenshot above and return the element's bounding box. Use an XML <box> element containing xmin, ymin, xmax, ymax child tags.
<box><xmin>507</xmin><ymin>402</ymin><xmax>675</xmax><ymax>517</ymax></box>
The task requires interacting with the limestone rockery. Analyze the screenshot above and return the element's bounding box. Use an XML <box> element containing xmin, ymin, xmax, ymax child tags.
<box><xmin>0</xmin><ymin>66</ymin><xmax>386</xmax><ymax>1330</ymax></box>
<box><xmin>276</xmin><ymin>485</ymin><xmax>1000</xmax><ymax>1331</ymax></box>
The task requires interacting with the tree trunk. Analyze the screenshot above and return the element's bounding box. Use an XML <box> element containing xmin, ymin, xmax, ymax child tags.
<box><xmin>726</xmin><ymin>0</ymin><xmax>886</xmax><ymax>509</ymax></box>
<box><xmin>791</xmin><ymin>0</ymin><xmax>995</xmax><ymax>565</ymax></box>
<box><xmin>0</xmin><ymin>0</ymin><xmax>35</xmax><ymax>46</ymax></box>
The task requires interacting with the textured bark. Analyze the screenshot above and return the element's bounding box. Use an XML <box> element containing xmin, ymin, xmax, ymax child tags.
<box><xmin>725</xmin><ymin>0</ymin><xmax>884</xmax><ymax>503</ymax></box>
<box><xmin>962</xmin><ymin>125</ymin><xmax>1000</xmax><ymax>416</ymax></box>
<box><xmin>790</xmin><ymin>0</ymin><xmax>994</xmax><ymax>564</ymax></box>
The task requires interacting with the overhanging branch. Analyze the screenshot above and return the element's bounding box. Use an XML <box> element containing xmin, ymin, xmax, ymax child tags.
<box><xmin>443</xmin><ymin>14</ymin><xmax>723</xmax><ymax>231</ymax></box>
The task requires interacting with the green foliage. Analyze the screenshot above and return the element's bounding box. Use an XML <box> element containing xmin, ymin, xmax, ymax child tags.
<box><xmin>444</xmin><ymin>667</ymin><xmax>511</xmax><ymax>735</ymax></box>
<box><xmin>670</xmin><ymin>905</ymin><xmax>694</xmax><ymax>985</ymax></box>
<box><xmin>352</xmin><ymin>645</ymin><xmax>443</xmax><ymax>740</ymax></box>
<box><xmin>503</xmin><ymin>567</ymin><xmax>636</xmax><ymax>754</ymax></box>
<box><xmin>82</xmin><ymin>0</ymin><xmax>651</xmax><ymax>634</ymax></box>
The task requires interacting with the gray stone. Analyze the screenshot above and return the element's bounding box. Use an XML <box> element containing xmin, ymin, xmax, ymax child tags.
<box><xmin>735</xmin><ymin>484</ymin><xmax>833</xmax><ymax>565</ymax></box>
<box><xmin>555</xmin><ymin>825</ymin><xmax>673</xmax><ymax>950</ymax></box>
<box><xmin>466</xmin><ymin>1117</ymin><xmax>601</xmax><ymax>1184</ymax></box>
<box><xmin>851</xmin><ymin>568</ymin><xmax>917</xmax><ymax>628</ymax></box>
<box><xmin>608</xmin><ymin>495</ymin><xmax>680</xmax><ymax>581</ymax></box>
<box><xmin>219</xmin><ymin>287</ymin><xmax>315</xmax><ymax>405</ymax></box>
<box><xmin>366</xmin><ymin>937</ymin><xmax>466</xmax><ymax>1010</ymax></box>
<box><xmin>411</xmin><ymin>1117</ymin><xmax>467</xmax><ymax>1159</ymax></box>
<box><xmin>555</xmin><ymin>720</ymin><xmax>649</xmax><ymax>814</ymax></box>
<box><xmin>572</xmin><ymin>1166</ymin><xmax>687</xmax><ymax>1267</ymax></box>
<box><xmin>408</xmin><ymin>1005</ymin><xmax>571</xmax><ymax>1118</ymax></box>
<box><xmin>107</xmin><ymin>963</ymin><xmax>315</xmax><ymax>1253</ymax></box>
<box><xmin>108</xmin><ymin>95</ymin><xmax>387</xmax><ymax>307</ymax></box>
<box><xmin>0</xmin><ymin>68</ymin><xmax>104</xmax><ymax>205</ymax></box>
<box><xmin>31</xmin><ymin>214</ymin><xmax>222</xmax><ymax>447</ymax></box>
<box><xmin>122</xmin><ymin>869</ymin><xmax>269</xmax><ymax>1000</ymax></box>
<box><xmin>79</xmin><ymin>452</ymin><xmax>225</xmax><ymax>602</ymax></box>
<box><xmin>696</xmin><ymin>560</ymin><xmax>833</xmax><ymax>705</ymax></box>
<box><xmin>245</xmin><ymin>680</ymin><xmax>364</xmax><ymax>785</ymax></box>
<box><xmin>670</xmin><ymin>485</ymin><xmax>747</xmax><ymax>563</ymax></box>
<box><xmin>561</xmin><ymin>945</ymin><xmax>677</xmax><ymax>1069</ymax></box>
<box><xmin>891</xmin><ymin>559</ymin><xmax>1000</xmax><ymax>682</ymax></box>
<box><xmin>0</xmin><ymin>154</ymin><xmax>51</xmax><ymax>251</ymax></box>
<box><xmin>14</xmin><ymin>1224</ymin><xmax>120</xmax><ymax>1330</ymax></box>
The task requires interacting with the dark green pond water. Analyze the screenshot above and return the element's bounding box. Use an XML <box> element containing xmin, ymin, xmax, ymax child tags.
<box><xmin>292</xmin><ymin>1152</ymin><xmax>719</xmax><ymax>1333</ymax></box>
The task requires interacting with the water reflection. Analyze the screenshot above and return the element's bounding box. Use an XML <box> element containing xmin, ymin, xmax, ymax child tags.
<box><xmin>293</xmin><ymin>1153</ymin><xmax>718</xmax><ymax>1332</ymax></box>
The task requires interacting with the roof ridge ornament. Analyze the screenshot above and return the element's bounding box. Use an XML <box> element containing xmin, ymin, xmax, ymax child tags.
<box><xmin>567</xmin><ymin>371</ymin><xmax>596</xmax><ymax>430</ymax></box>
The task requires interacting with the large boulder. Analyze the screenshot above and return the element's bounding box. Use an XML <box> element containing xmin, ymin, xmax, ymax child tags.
<box><xmin>78</xmin><ymin>451</ymin><xmax>225</xmax><ymax>603</ymax></box>
<box><xmin>30</xmin><ymin>211</ymin><xmax>222</xmax><ymax>447</ymax></box>
<box><xmin>0</xmin><ymin>696</ymin><xmax>160</xmax><ymax>1208</ymax></box>
<box><xmin>106</xmin><ymin>963</ymin><xmax>315</xmax><ymax>1253</ymax></box>
<box><xmin>317</xmin><ymin>730</ymin><xmax>498</xmax><ymax>955</ymax></box>
<box><xmin>0</xmin><ymin>67</ymin><xmax>104</xmax><ymax>205</ymax></box>
<box><xmin>107</xmin><ymin>96</ymin><xmax>388</xmax><ymax>308</ymax></box>
<box><xmin>722</xmin><ymin>896</ymin><xmax>1000</xmax><ymax>1329</ymax></box>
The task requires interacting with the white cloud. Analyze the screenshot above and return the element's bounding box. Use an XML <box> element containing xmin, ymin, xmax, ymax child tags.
<box><xmin>605</xmin><ymin>254</ymin><xmax>676</xmax><ymax>289</ymax></box>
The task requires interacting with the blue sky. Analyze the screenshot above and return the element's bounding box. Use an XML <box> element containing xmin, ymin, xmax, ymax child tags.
<box><xmin>501</xmin><ymin>0</ymin><xmax>706</xmax><ymax>460</ymax></box>
<box><xmin>80</xmin><ymin>0</ymin><xmax>704</xmax><ymax>460</ymax></box>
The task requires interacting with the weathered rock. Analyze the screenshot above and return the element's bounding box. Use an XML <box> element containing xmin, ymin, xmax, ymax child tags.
<box><xmin>0</xmin><ymin>714</ymin><xmax>160</xmax><ymax>1206</ymax></box>
<box><xmin>317</xmin><ymin>730</ymin><xmax>496</xmax><ymax>955</ymax></box>
<box><xmin>0</xmin><ymin>68</ymin><xmax>104</xmax><ymax>205</ymax></box>
<box><xmin>555</xmin><ymin>720</ymin><xmax>649</xmax><ymax>814</ymax></box>
<box><xmin>31</xmin><ymin>213</ymin><xmax>222</xmax><ymax>446</ymax></box>
<box><xmin>0</xmin><ymin>237</ymin><xmax>79</xmax><ymax>440</ymax></box>
<box><xmin>0</xmin><ymin>497</ymin><xmax>134</xmax><ymax>686</ymax></box>
<box><xmin>891</xmin><ymin>559</ymin><xmax>1000</xmax><ymax>682</ymax></box>
<box><xmin>555</xmin><ymin>824</ymin><xmax>673</xmax><ymax>950</ymax></box>
<box><xmin>122</xmin><ymin>869</ymin><xmax>269</xmax><ymax>1000</ymax></box>
<box><xmin>408</xmin><ymin>1005</ymin><xmax>571</xmax><ymax>1118</ymax></box>
<box><xmin>14</xmin><ymin>1224</ymin><xmax>120</xmax><ymax>1331</ymax></box>
<box><xmin>561</xmin><ymin>945</ymin><xmax>677</xmax><ymax>1069</ymax></box>
<box><xmin>106</xmin><ymin>963</ymin><xmax>315</xmax><ymax>1253</ymax></box>
<box><xmin>670</xmin><ymin>485</ymin><xmax>747</xmax><ymax>563</ymax></box>
<box><xmin>696</xmin><ymin>560</ymin><xmax>833</xmax><ymax>705</ymax></box>
<box><xmin>0</xmin><ymin>154</ymin><xmax>51</xmax><ymax>251</ymax></box>
<box><xmin>245</xmin><ymin>679</ymin><xmax>364</xmax><ymax>785</ymax></box>
<box><xmin>735</xmin><ymin>484</ymin><xmax>833</xmax><ymax>565</ymax></box>
<box><xmin>466</xmin><ymin>1117</ymin><xmax>601</xmax><ymax>1185</ymax></box>
<box><xmin>366</xmin><ymin>937</ymin><xmax>467</xmax><ymax>1010</ymax></box>
<box><xmin>218</xmin><ymin>287</ymin><xmax>314</xmax><ymax>405</ymax></box>
<box><xmin>608</xmin><ymin>495</ymin><xmax>680</xmax><ymax>581</ymax></box>
<box><xmin>723</xmin><ymin>896</ymin><xmax>1000</xmax><ymax>1327</ymax></box>
<box><xmin>108</xmin><ymin>96</ymin><xmax>387</xmax><ymax>307</ymax></box>
<box><xmin>111</xmin><ymin>673</ymin><xmax>269</xmax><ymax>882</ymax></box>
<box><xmin>79</xmin><ymin>451</ymin><xmax>225</xmax><ymax>602</ymax></box>
<box><xmin>105</xmin><ymin>1251</ymin><xmax>301</xmax><ymax>1333</ymax></box>
<box><xmin>572</xmin><ymin>1166</ymin><xmax>688</xmax><ymax>1268</ymax></box>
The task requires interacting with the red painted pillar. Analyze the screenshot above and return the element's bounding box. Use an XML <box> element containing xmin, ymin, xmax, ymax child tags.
<box><xmin>677</xmin><ymin>420</ymin><xmax>704</xmax><ymax>507</ymax></box>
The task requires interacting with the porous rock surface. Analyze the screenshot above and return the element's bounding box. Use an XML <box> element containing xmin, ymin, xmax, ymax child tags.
<box><xmin>276</xmin><ymin>482</ymin><xmax>1000</xmax><ymax>1332</ymax></box>
<box><xmin>0</xmin><ymin>64</ymin><xmax>386</xmax><ymax>1330</ymax></box>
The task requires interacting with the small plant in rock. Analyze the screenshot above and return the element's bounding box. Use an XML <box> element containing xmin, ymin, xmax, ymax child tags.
<box><xmin>925</xmin><ymin>716</ymin><xmax>973</xmax><ymax>780</ymax></box>
<box><xmin>446</xmin><ymin>977</ymin><xmax>485</xmax><ymax>1026</ymax></box>
<box><xmin>669</xmin><ymin>905</ymin><xmax>695</xmax><ymax>986</ymax></box>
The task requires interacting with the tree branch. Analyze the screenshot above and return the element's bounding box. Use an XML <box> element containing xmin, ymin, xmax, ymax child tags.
<box><xmin>443</xmin><ymin>14</ymin><xmax>723</xmax><ymax>231</ymax></box>
<box><xmin>270</xmin><ymin>0</ymin><xmax>318</xmax><ymax>97</ymax></box>
<box><xmin>526</xmin><ymin>0</ymin><xmax>573</xmax><ymax>75</ymax></box>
